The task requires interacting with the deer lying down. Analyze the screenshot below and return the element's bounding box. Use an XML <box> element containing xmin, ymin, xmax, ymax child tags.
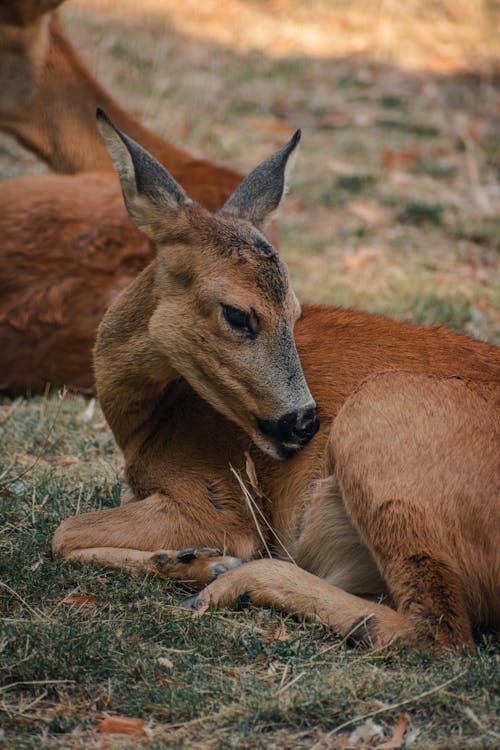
<box><xmin>53</xmin><ymin>111</ymin><xmax>500</xmax><ymax>651</ymax></box>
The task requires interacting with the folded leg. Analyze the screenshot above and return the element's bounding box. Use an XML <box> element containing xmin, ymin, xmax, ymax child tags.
<box><xmin>52</xmin><ymin>491</ymin><xmax>258</xmax><ymax>586</ymax></box>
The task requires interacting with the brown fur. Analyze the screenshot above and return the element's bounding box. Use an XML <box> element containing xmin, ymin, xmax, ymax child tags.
<box><xmin>51</xmin><ymin>119</ymin><xmax>500</xmax><ymax>651</ymax></box>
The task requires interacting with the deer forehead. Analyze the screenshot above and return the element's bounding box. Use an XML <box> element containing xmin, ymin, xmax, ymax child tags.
<box><xmin>156</xmin><ymin>206</ymin><xmax>294</xmax><ymax>313</ymax></box>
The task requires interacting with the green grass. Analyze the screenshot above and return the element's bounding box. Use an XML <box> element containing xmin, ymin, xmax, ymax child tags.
<box><xmin>1</xmin><ymin>396</ymin><xmax>499</xmax><ymax>748</ymax></box>
<box><xmin>397</xmin><ymin>201</ymin><xmax>445</xmax><ymax>226</ymax></box>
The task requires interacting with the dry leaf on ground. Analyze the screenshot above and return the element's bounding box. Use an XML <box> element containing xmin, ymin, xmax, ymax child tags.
<box><xmin>378</xmin><ymin>714</ymin><xmax>408</xmax><ymax>749</ymax></box>
<box><xmin>158</xmin><ymin>676</ymin><xmax>186</xmax><ymax>687</ymax></box>
<box><xmin>273</xmin><ymin>625</ymin><xmax>291</xmax><ymax>642</ymax></box>
<box><xmin>382</xmin><ymin>150</ymin><xmax>419</xmax><ymax>170</ymax></box>
<box><xmin>61</xmin><ymin>593</ymin><xmax>95</xmax><ymax>605</ymax></box>
<box><xmin>58</xmin><ymin>456</ymin><xmax>80</xmax><ymax>467</ymax></box>
<box><xmin>97</xmin><ymin>716</ymin><xmax>150</xmax><ymax>737</ymax></box>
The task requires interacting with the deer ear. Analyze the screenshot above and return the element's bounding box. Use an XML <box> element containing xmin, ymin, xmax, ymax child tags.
<box><xmin>221</xmin><ymin>129</ymin><xmax>301</xmax><ymax>228</ymax></box>
<box><xmin>96</xmin><ymin>108</ymin><xmax>189</xmax><ymax>235</ymax></box>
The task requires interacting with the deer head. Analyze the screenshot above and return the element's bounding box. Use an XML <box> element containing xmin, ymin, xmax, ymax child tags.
<box><xmin>97</xmin><ymin>109</ymin><xmax>318</xmax><ymax>459</ymax></box>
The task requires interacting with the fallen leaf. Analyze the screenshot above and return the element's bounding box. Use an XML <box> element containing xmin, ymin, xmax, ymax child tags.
<box><xmin>273</xmin><ymin>625</ymin><xmax>290</xmax><ymax>642</ymax></box>
<box><xmin>97</xmin><ymin>716</ymin><xmax>149</xmax><ymax>737</ymax></box>
<box><xmin>244</xmin><ymin>452</ymin><xmax>265</xmax><ymax>499</ymax></box>
<box><xmin>61</xmin><ymin>593</ymin><xmax>95</xmax><ymax>605</ymax></box>
<box><xmin>378</xmin><ymin>713</ymin><xmax>408</xmax><ymax>749</ymax></box>
<box><xmin>93</xmin><ymin>421</ymin><xmax>109</xmax><ymax>432</ymax></box>
<box><xmin>58</xmin><ymin>456</ymin><xmax>80</xmax><ymax>467</ymax></box>
<box><xmin>382</xmin><ymin>149</ymin><xmax>418</xmax><ymax>170</ymax></box>
<box><xmin>158</xmin><ymin>676</ymin><xmax>186</xmax><ymax>687</ymax></box>
<box><xmin>157</xmin><ymin>656</ymin><xmax>173</xmax><ymax>669</ymax></box>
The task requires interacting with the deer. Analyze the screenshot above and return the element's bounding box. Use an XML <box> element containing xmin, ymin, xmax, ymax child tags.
<box><xmin>0</xmin><ymin>0</ymin><xmax>281</xmax><ymax>393</ymax></box>
<box><xmin>0</xmin><ymin>0</ymin><xmax>242</xmax><ymax>195</ymax></box>
<box><xmin>52</xmin><ymin>110</ymin><xmax>500</xmax><ymax>653</ymax></box>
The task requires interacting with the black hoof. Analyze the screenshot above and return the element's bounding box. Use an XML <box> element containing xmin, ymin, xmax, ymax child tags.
<box><xmin>236</xmin><ymin>592</ymin><xmax>252</xmax><ymax>610</ymax></box>
<box><xmin>176</xmin><ymin>548</ymin><xmax>197</xmax><ymax>564</ymax></box>
<box><xmin>346</xmin><ymin>616</ymin><xmax>375</xmax><ymax>647</ymax></box>
<box><xmin>179</xmin><ymin>593</ymin><xmax>204</xmax><ymax>611</ymax></box>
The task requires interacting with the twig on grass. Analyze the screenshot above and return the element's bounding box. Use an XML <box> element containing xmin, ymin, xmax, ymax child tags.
<box><xmin>0</xmin><ymin>679</ymin><xmax>75</xmax><ymax>693</ymax></box>
<box><xmin>0</xmin><ymin>580</ymin><xmax>45</xmax><ymax>620</ymax></box>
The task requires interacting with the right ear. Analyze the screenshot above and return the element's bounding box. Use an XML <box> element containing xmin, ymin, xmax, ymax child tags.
<box><xmin>96</xmin><ymin>108</ymin><xmax>189</xmax><ymax>235</ymax></box>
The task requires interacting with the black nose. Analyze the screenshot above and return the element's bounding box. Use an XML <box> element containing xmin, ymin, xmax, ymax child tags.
<box><xmin>257</xmin><ymin>406</ymin><xmax>319</xmax><ymax>448</ymax></box>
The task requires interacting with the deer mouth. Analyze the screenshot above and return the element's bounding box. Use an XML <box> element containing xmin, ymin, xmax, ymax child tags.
<box><xmin>256</xmin><ymin>406</ymin><xmax>320</xmax><ymax>459</ymax></box>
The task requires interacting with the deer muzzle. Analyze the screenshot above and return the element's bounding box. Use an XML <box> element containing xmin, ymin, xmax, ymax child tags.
<box><xmin>257</xmin><ymin>404</ymin><xmax>319</xmax><ymax>455</ymax></box>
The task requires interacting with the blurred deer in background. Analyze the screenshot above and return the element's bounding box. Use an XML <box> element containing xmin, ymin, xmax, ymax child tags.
<box><xmin>0</xmin><ymin>0</ymin><xmax>241</xmax><ymax>192</ymax></box>
<box><xmin>0</xmin><ymin>0</ymin><xmax>280</xmax><ymax>392</ymax></box>
<box><xmin>53</xmin><ymin>112</ymin><xmax>500</xmax><ymax>652</ymax></box>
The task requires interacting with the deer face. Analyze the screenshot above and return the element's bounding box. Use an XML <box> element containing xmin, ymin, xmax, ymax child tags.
<box><xmin>97</xmin><ymin>110</ymin><xmax>318</xmax><ymax>459</ymax></box>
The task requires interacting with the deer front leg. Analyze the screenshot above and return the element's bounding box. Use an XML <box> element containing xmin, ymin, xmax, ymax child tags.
<box><xmin>181</xmin><ymin>559</ymin><xmax>416</xmax><ymax>648</ymax></box>
<box><xmin>52</xmin><ymin>491</ymin><xmax>258</xmax><ymax>587</ymax></box>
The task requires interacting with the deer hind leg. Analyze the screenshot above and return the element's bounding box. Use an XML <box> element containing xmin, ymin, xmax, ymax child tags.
<box><xmin>331</xmin><ymin>372</ymin><xmax>485</xmax><ymax>651</ymax></box>
<box><xmin>52</xmin><ymin>491</ymin><xmax>257</xmax><ymax>587</ymax></box>
<box><xmin>180</xmin><ymin>558</ymin><xmax>416</xmax><ymax>648</ymax></box>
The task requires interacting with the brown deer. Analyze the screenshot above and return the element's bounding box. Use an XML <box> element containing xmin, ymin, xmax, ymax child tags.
<box><xmin>0</xmin><ymin>0</ymin><xmax>241</xmax><ymax>195</ymax></box>
<box><xmin>0</xmin><ymin>0</ymin><xmax>282</xmax><ymax>392</ymax></box>
<box><xmin>52</xmin><ymin>111</ymin><xmax>500</xmax><ymax>652</ymax></box>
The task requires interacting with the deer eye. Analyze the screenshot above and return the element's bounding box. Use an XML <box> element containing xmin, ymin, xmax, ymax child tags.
<box><xmin>221</xmin><ymin>304</ymin><xmax>254</xmax><ymax>335</ymax></box>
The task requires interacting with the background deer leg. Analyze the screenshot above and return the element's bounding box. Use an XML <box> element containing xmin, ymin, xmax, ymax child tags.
<box><xmin>52</xmin><ymin>491</ymin><xmax>258</xmax><ymax>587</ymax></box>
<box><xmin>181</xmin><ymin>559</ymin><xmax>416</xmax><ymax>647</ymax></box>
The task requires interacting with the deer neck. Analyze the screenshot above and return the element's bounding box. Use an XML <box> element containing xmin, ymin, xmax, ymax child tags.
<box><xmin>94</xmin><ymin>262</ymin><xmax>180</xmax><ymax>455</ymax></box>
<box><xmin>2</xmin><ymin>13</ymin><xmax>195</xmax><ymax>175</ymax></box>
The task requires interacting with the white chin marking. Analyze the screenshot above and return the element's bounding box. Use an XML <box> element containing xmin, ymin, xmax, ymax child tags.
<box><xmin>254</xmin><ymin>436</ymin><xmax>282</xmax><ymax>460</ymax></box>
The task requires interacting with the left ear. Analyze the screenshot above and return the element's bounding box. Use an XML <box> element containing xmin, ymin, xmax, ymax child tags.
<box><xmin>221</xmin><ymin>129</ymin><xmax>301</xmax><ymax>228</ymax></box>
<box><xmin>96</xmin><ymin>108</ymin><xmax>189</xmax><ymax>237</ymax></box>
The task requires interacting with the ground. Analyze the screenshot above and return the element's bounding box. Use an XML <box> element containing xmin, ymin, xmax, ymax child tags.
<box><xmin>0</xmin><ymin>1</ymin><xmax>499</xmax><ymax>748</ymax></box>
